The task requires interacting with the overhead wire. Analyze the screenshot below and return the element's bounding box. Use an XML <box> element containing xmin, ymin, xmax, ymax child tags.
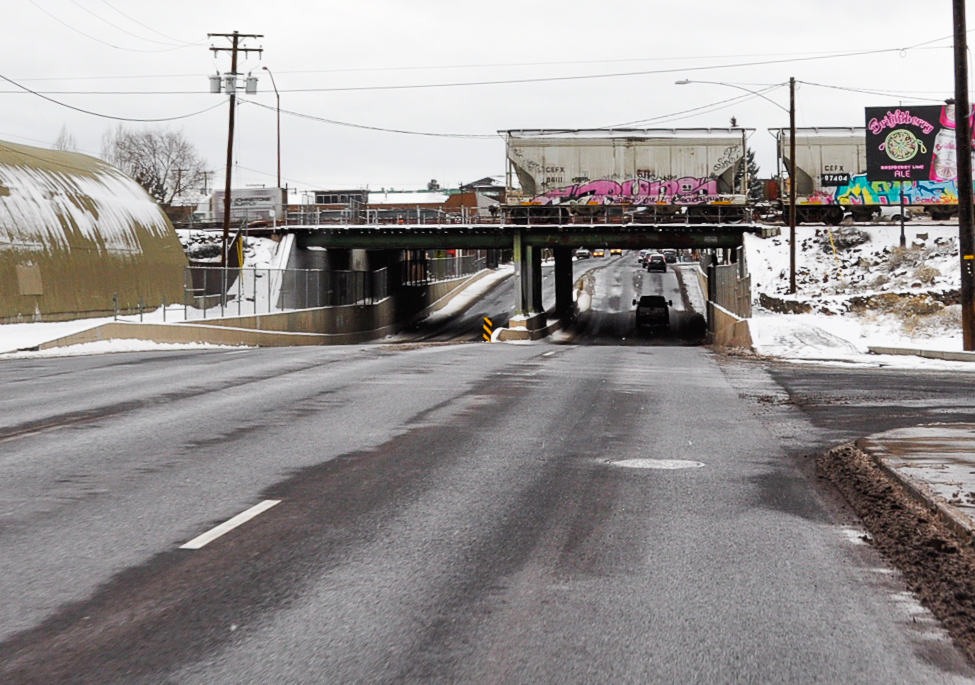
<box><xmin>238</xmin><ymin>98</ymin><xmax>499</xmax><ymax>139</ymax></box>
<box><xmin>65</xmin><ymin>0</ymin><xmax>192</xmax><ymax>47</ymax></box>
<box><xmin>0</xmin><ymin>71</ymin><xmax>224</xmax><ymax>122</ymax></box>
<box><xmin>605</xmin><ymin>85</ymin><xmax>788</xmax><ymax>128</ymax></box>
<box><xmin>97</xmin><ymin>0</ymin><xmax>203</xmax><ymax>46</ymax></box>
<box><xmin>0</xmin><ymin>40</ymin><xmax>955</xmax><ymax>96</ymax></box>
<box><xmin>27</xmin><ymin>0</ymin><xmax>203</xmax><ymax>53</ymax></box>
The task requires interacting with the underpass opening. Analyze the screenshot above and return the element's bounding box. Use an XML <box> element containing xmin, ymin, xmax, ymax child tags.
<box><xmin>555</xmin><ymin>249</ymin><xmax>705</xmax><ymax>347</ymax></box>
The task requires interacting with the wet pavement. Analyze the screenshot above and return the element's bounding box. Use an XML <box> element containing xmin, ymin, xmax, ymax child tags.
<box><xmin>859</xmin><ymin>424</ymin><xmax>975</xmax><ymax>536</ymax></box>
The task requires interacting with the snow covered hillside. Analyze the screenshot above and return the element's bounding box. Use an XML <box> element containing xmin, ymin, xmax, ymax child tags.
<box><xmin>746</xmin><ymin>218</ymin><xmax>967</xmax><ymax>359</ymax></box>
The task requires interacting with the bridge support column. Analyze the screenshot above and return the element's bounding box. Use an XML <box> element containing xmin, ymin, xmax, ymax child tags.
<box><xmin>512</xmin><ymin>229</ymin><xmax>545</xmax><ymax>325</ymax></box>
<box><xmin>554</xmin><ymin>247</ymin><xmax>574</xmax><ymax>320</ymax></box>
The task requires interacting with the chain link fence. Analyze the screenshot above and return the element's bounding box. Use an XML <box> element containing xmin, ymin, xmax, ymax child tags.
<box><xmin>182</xmin><ymin>254</ymin><xmax>485</xmax><ymax>320</ymax></box>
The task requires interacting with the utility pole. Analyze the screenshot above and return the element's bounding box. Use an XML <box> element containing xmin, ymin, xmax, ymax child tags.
<box><xmin>789</xmin><ymin>76</ymin><xmax>797</xmax><ymax>295</ymax></box>
<box><xmin>953</xmin><ymin>0</ymin><xmax>975</xmax><ymax>349</ymax></box>
<box><xmin>209</xmin><ymin>31</ymin><xmax>263</xmax><ymax>267</ymax></box>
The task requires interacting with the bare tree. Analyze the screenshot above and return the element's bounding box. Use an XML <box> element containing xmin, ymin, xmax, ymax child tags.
<box><xmin>53</xmin><ymin>126</ymin><xmax>77</xmax><ymax>152</ymax></box>
<box><xmin>100</xmin><ymin>125</ymin><xmax>209</xmax><ymax>206</ymax></box>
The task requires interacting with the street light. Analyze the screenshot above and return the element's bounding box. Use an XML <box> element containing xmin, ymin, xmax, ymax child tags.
<box><xmin>677</xmin><ymin>77</ymin><xmax>797</xmax><ymax>294</ymax></box>
<box><xmin>262</xmin><ymin>66</ymin><xmax>281</xmax><ymax>226</ymax></box>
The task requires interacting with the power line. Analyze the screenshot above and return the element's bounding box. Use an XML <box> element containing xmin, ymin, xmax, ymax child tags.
<box><xmin>27</xmin><ymin>0</ymin><xmax>201</xmax><ymax>53</ymax></box>
<box><xmin>605</xmin><ymin>85</ymin><xmax>788</xmax><ymax>127</ymax></box>
<box><xmin>97</xmin><ymin>0</ymin><xmax>203</xmax><ymax>46</ymax></box>
<box><xmin>65</xmin><ymin>0</ymin><xmax>189</xmax><ymax>47</ymax></box>
<box><xmin>798</xmin><ymin>80</ymin><xmax>949</xmax><ymax>103</ymax></box>
<box><xmin>0</xmin><ymin>41</ymin><xmax>953</xmax><ymax>97</ymax></box>
<box><xmin>239</xmin><ymin>99</ymin><xmax>499</xmax><ymax>139</ymax></box>
<box><xmin>0</xmin><ymin>71</ymin><xmax>225</xmax><ymax>122</ymax></box>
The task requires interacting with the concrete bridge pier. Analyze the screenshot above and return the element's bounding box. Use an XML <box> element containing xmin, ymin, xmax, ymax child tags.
<box><xmin>554</xmin><ymin>247</ymin><xmax>574</xmax><ymax>320</ymax></box>
<box><xmin>512</xmin><ymin>229</ymin><xmax>546</xmax><ymax>330</ymax></box>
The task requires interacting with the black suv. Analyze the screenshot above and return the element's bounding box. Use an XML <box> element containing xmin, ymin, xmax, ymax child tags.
<box><xmin>646</xmin><ymin>253</ymin><xmax>667</xmax><ymax>272</ymax></box>
<box><xmin>633</xmin><ymin>295</ymin><xmax>672</xmax><ymax>330</ymax></box>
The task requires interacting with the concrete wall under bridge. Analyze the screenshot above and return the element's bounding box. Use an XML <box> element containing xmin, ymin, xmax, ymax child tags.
<box><xmin>29</xmin><ymin>270</ymin><xmax>499</xmax><ymax>351</ymax></box>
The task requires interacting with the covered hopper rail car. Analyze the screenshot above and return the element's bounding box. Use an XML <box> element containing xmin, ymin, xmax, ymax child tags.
<box><xmin>776</xmin><ymin>127</ymin><xmax>962</xmax><ymax>224</ymax></box>
<box><xmin>502</xmin><ymin>129</ymin><xmax>753</xmax><ymax>224</ymax></box>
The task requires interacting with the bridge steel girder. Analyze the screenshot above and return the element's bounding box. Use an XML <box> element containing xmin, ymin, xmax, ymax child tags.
<box><xmin>297</xmin><ymin>223</ymin><xmax>753</xmax><ymax>251</ymax></box>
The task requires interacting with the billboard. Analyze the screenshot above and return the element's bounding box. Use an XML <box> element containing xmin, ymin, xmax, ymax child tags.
<box><xmin>212</xmin><ymin>187</ymin><xmax>284</xmax><ymax>223</ymax></box>
<box><xmin>864</xmin><ymin>106</ymin><xmax>943</xmax><ymax>182</ymax></box>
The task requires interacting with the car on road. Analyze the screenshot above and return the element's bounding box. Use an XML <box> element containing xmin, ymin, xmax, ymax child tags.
<box><xmin>662</xmin><ymin>249</ymin><xmax>678</xmax><ymax>263</ymax></box>
<box><xmin>646</xmin><ymin>253</ymin><xmax>667</xmax><ymax>272</ymax></box>
<box><xmin>592</xmin><ymin>248</ymin><xmax>606</xmax><ymax>258</ymax></box>
<box><xmin>610</xmin><ymin>248</ymin><xmax>622</xmax><ymax>256</ymax></box>
<box><xmin>633</xmin><ymin>295</ymin><xmax>672</xmax><ymax>330</ymax></box>
<box><xmin>575</xmin><ymin>247</ymin><xmax>591</xmax><ymax>259</ymax></box>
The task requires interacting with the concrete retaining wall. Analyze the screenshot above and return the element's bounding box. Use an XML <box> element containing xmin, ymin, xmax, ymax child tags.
<box><xmin>707</xmin><ymin>301</ymin><xmax>753</xmax><ymax>348</ymax></box>
<box><xmin>30</xmin><ymin>269</ymin><xmax>500</xmax><ymax>350</ymax></box>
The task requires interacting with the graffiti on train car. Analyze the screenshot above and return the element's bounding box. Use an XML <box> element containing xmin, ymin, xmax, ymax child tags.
<box><xmin>531</xmin><ymin>176</ymin><xmax>729</xmax><ymax>205</ymax></box>
<box><xmin>802</xmin><ymin>173</ymin><xmax>959</xmax><ymax>206</ymax></box>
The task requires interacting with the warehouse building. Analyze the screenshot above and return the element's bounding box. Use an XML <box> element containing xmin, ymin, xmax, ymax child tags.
<box><xmin>0</xmin><ymin>140</ymin><xmax>187</xmax><ymax>322</ymax></box>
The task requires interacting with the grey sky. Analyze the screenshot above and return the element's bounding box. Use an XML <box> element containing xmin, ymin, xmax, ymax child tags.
<box><xmin>0</xmin><ymin>0</ymin><xmax>958</xmax><ymax>199</ymax></box>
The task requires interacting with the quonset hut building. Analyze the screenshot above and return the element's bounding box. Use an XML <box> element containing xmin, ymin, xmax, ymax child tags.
<box><xmin>0</xmin><ymin>140</ymin><xmax>187</xmax><ymax>322</ymax></box>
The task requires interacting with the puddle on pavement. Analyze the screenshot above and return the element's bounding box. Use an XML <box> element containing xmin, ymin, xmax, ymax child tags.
<box><xmin>609</xmin><ymin>458</ymin><xmax>705</xmax><ymax>470</ymax></box>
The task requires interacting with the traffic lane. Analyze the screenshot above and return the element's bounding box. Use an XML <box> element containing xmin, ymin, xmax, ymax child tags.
<box><xmin>0</xmin><ymin>345</ymin><xmax>375</xmax><ymax>437</ymax></box>
<box><xmin>570</xmin><ymin>257</ymin><xmax>705</xmax><ymax>344</ymax></box>
<box><xmin>406</xmin><ymin>257</ymin><xmax>607</xmax><ymax>342</ymax></box>
<box><xmin>0</xmin><ymin>343</ymin><xmax>544</xmax><ymax>645</ymax></box>
<box><xmin>2</xmin><ymin>346</ymin><xmax>970</xmax><ymax>683</ymax></box>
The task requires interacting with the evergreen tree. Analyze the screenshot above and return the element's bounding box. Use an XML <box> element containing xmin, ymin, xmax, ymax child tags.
<box><xmin>733</xmin><ymin>148</ymin><xmax>763</xmax><ymax>202</ymax></box>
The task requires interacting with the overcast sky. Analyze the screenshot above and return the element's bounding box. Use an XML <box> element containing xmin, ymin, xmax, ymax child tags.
<box><xmin>0</xmin><ymin>1</ymin><xmax>960</xmax><ymax>199</ymax></box>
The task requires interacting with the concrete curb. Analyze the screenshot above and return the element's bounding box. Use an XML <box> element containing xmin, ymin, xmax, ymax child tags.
<box><xmin>855</xmin><ymin>437</ymin><xmax>975</xmax><ymax>545</ymax></box>
<box><xmin>868</xmin><ymin>346</ymin><xmax>975</xmax><ymax>363</ymax></box>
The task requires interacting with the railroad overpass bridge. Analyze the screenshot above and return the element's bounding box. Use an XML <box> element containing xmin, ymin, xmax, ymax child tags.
<box><xmin>295</xmin><ymin>221</ymin><xmax>769</xmax><ymax>330</ymax></box>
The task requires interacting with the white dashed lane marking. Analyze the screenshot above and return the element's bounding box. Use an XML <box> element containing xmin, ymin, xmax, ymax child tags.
<box><xmin>180</xmin><ymin>500</ymin><xmax>281</xmax><ymax>550</ymax></box>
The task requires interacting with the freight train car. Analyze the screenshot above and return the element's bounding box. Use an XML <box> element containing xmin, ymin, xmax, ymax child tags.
<box><xmin>503</xmin><ymin>129</ymin><xmax>752</xmax><ymax>223</ymax></box>
<box><xmin>776</xmin><ymin>127</ymin><xmax>960</xmax><ymax>224</ymax></box>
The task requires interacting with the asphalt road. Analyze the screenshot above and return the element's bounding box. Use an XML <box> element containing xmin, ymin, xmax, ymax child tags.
<box><xmin>2</xmin><ymin>255</ymin><xmax>975</xmax><ymax>683</ymax></box>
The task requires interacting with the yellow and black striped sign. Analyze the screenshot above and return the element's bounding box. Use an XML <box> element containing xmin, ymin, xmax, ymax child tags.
<box><xmin>482</xmin><ymin>317</ymin><xmax>493</xmax><ymax>341</ymax></box>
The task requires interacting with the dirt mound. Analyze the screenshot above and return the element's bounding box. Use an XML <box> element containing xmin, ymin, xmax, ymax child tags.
<box><xmin>818</xmin><ymin>444</ymin><xmax>975</xmax><ymax>663</ymax></box>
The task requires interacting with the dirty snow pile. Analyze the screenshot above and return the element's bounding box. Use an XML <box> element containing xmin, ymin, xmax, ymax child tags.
<box><xmin>746</xmin><ymin>219</ymin><xmax>969</xmax><ymax>362</ymax></box>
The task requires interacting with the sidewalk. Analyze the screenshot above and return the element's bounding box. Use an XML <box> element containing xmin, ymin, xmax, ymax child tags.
<box><xmin>868</xmin><ymin>346</ymin><xmax>975</xmax><ymax>363</ymax></box>
<box><xmin>857</xmin><ymin>424</ymin><xmax>975</xmax><ymax>542</ymax></box>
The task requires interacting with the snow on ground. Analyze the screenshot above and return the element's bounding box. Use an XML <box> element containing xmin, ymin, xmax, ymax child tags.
<box><xmin>422</xmin><ymin>265</ymin><xmax>515</xmax><ymax>324</ymax></box>
<box><xmin>745</xmin><ymin>216</ymin><xmax>975</xmax><ymax>368</ymax></box>
<box><xmin>0</xmin><ymin>339</ymin><xmax>235</xmax><ymax>359</ymax></box>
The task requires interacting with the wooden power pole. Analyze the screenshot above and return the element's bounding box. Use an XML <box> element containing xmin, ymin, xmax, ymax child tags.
<box><xmin>952</xmin><ymin>0</ymin><xmax>975</xmax><ymax>349</ymax></box>
<box><xmin>209</xmin><ymin>31</ymin><xmax>263</xmax><ymax>267</ymax></box>
<box><xmin>789</xmin><ymin>76</ymin><xmax>797</xmax><ymax>295</ymax></box>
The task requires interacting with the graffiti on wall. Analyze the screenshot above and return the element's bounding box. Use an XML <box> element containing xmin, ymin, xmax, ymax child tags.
<box><xmin>530</xmin><ymin>177</ymin><xmax>730</xmax><ymax>205</ymax></box>
<box><xmin>804</xmin><ymin>173</ymin><xmax>958</xmax><ymax>206</ymax></box>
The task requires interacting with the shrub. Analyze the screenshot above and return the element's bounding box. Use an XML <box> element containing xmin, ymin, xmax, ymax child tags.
<box><xmin>886</xmin><ymin>246</ymin><xmax>923</xmax><ymax>272</ymax></box>
<box><xmin>912</xmin><ymin>264</ymin><xmax>941</xmax><ymax>286</ymax></box>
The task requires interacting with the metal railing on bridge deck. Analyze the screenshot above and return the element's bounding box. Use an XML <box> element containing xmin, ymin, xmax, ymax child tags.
<box><xmin>278</xmin><ymin>204</ymin><xmax>752</xmax><ymax>227</ymax></box>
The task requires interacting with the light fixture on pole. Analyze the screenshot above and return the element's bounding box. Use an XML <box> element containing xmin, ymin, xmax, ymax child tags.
<box><xmin>262</xmin><ymin>66</ymin><xmax>281</xmax><ymax>227</ymax></box>
<box><xmin>262</xmin><ymin>67</ymin><xmax>281</xmax><ymax>192</ymax></box>
<box><xmin>676</xmin><ymin>78</ymin><xmax>796</xmax><ymax>293</ymax></box>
